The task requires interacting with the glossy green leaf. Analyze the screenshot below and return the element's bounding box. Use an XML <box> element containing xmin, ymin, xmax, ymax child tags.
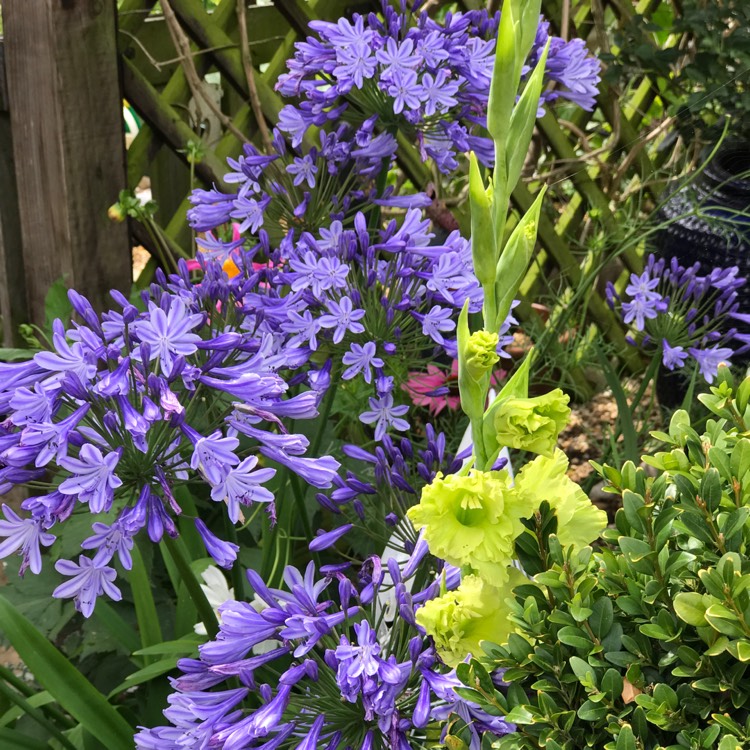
<box><xmin>673</xmin><ymin>592</ymin><xmax>709</xmax><ymax>626</ymax></box>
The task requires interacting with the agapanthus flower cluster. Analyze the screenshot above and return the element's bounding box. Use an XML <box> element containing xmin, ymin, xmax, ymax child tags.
<box><xmin>276</xmin><ymin>1</ymin><xmax>601</xmax><ymax>172</ymax></box>
<box><xmin>188</xmin><ymin>126</ymin><xmax>430</xmax><ymax>251</ymax></box>
<box><xmin>606</xmin><ymin>254</ymin><xmax>748</xmax><ymax>383</ymax></box>
<box><xmin>258</xmin><ymin>208</ymin><xmax>486</xmax><ymax>439</ymax></box>
<box><xmin>135</xmin><ymin>557</ymin><xmax>514</xmax><ymax>750</ymax></box>
<box><xmin>0</xmin><ymin>257</ymin><xmax>342</xmax><ymax>616</ymax></box>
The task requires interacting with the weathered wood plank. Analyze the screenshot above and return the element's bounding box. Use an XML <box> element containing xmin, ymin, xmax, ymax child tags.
<box><xmin>0</xmin><ymin>39</ymin><xmax>28</xmax><ymax>346</ymax></box>
<box><xmin>3</xmin><ymin>0</ymin><xmax>131</xmax><ymax>324</ymax></box>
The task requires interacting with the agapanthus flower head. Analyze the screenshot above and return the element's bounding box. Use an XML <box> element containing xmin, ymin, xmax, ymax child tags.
<box><xmin>0</xmin><ymin>258</ymin><xmax>341</xmax><ymax>615</ymax></box>
<box><xmin>606</xmin><ymin>253</ymin><xmax>747</xmax><ymax>383</ymax></box>
<box><xmin>136</xmin><ymin>558</ymin><xmax>514</xmax><ymax>749</ymax></box>
<box><xmin>275</xmin><ymin>3</ymin><xmax>601</xmax><ymax>172</ymax></box>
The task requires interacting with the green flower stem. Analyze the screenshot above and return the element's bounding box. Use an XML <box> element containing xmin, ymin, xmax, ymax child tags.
<box><xmin>261</xmin><ymin>373</ymin><xmax>337</xmax><ymax>582</ymax></box>
<box><xmin>472</xmin><ymin>416</ymin><xmax>488</xmax><ymax>472</ymax></box>
<box><xmin>0</xmin><ymin>664</ymin><xmax>74</xmax><ymax>729</ymax></box>
<box><xmin>161</xmin><ymin>535</ymin><xmax>219</xmax><ymax>639</ymax></box>
<box><xmin>129</xmin><ymin>544</ymin><xmax>164</xmax><ymax>665</ymax></box>
<box><xmin>0</xmin><ymin>680</ymin><xmax>77</xmax><ymax>750</ymax></box>
<box><xmin>223</xmin><ymin>517</ymin><xmax>246</xmax><ymax>603</ymax></box>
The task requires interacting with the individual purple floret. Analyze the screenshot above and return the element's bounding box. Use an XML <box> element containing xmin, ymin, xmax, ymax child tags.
<box><xmin>52</xmin><ymin>555</ymin><xmax>122</xmax><ymax>618</ymax></box>
<box><xmin>0</xmin><ymin>504</ymin><xmax>55</xmax><ymax>575</ymax></box>
<box><xmin>360</xmin><ymin>394</ymin><xmax>410</xmax><ymax>442</ymax></box>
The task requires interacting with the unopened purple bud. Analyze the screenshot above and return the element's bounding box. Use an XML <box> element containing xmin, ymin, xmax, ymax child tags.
<box><xmin>323</xmin><ymin>650</ymin><xmax>338</xmax><ymax>672</ymax></box>
<box><xmin>103</xmin><ymin>410</ymin><xmax>120</xmax><ymax>433</ymax></box>
<box><xmin>412</xmin><ymin>678</ymin><xmax>432</xmax><ymax>728</ymax></box>
<box><xmin>387</xmin><ymin>556</ymin><xmax>401</xmax><ymax>584</ymax></box>
<box><xmin>314</xmin><ymin>493</ymin><xmax>341</xmax><ymax>513</ymax></box>
<box><xmin>309</xmin><ymin>523</ymin><xmax>352</xmax><ymax>551</ymax></box>
<box><xmin>303</xmin><ymin>659</ymin><xmax>318</xmax><ymax>681</ymax></box>
<box><xmin>383</xmin><ymin>342</ymin><xmax>397</xmax><ymax>355</ymax></box>
<box><xmin>197</xmin><ymin>332</ymin><xmax>242</xmax><ymax>351</ymax></box>
<box><xmin>61</xmin><ymin>373</ymin><xmax>92</xmax><ymax>401</ymax></box>
<box><xmin>167</xmin><ymin>356</ymin><xmax>186</xmax><ymax>382</ymax></box>
<box><xmin>320</xmin><ymin>562</ymin><xmax>351</xmax><ymax>574</ymax></box>
<box><xmin>353</xmin><ymin>500</ymin><xmax>365</xmax><ymax>519</ymax></box>
<box><xmin>68</xmin><ymin>290</ymin><xmax>103</xmax><ymax>334</ymax></box>
<box><xmin>399</xmin><ymin>602</ymin><xmax>417</xmax><ymax>627</ymax></box>
<box><xmin>342</xmin><ymin>444</ymin><xmax>376</xmax><ymax>463</ymax></box>
<box><xmin>338</xmin><ymin>577</ymin><xmax>353</xmax><ymax>610</ymax></box>
<box><xmin>194</xmin><ymin>518</ymin><xmax>238</xmax><ymax>569</ymax></box>
<box><xmin>403</xmin><ymin>532</ymin><xmax>429</xmax><ymax>578</ymax></box>
<box><xmin>391</xmin><ymin>472</ymin><xmax>415</xmax><ymax>493</ymax></box>
<box><xmin>385</xmin><ymin>512</ymin><xmax>399</xmax><ymax>527</ymax></box>
<box><xmin>399</xmin><ymin>438</ymin><xmax>413</xmax><ymax>459</ymax></box>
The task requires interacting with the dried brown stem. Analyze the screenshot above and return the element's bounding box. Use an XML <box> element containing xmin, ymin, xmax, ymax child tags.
<box><xmin>236</xmin><ymin>0</ymin><xmax>273</xmax><ymax>153</ymax></box>
<box><xmin>160</xmin><ymin>0</ymin><xmax>250</xmax><ymax>145</ymax></box>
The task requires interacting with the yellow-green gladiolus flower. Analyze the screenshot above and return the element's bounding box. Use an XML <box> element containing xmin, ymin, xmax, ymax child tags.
<box><xmin>490</xmin><ymin>389</ymin><xmax>571</xmax><ymax>457</ymax></box>
<box><xmin>415</xmin><ymin>571</ymin><xmax>524</xmax><ymax>666</ymax></box>
<box><xmin>516</xmin><ymin>449</ymin><xmax>607</xmax><ymax>548</ymax></box>
<box><xmin>407</xmin><ymin>470</ymin><xmax>527</xmax><ymax>584</ymax></box>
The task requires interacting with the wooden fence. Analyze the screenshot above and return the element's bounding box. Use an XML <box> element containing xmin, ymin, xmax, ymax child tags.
<box><xmin>0</xmin><ymin>0</ymin><xmax>688</xmax><ymax>387</ymax></box>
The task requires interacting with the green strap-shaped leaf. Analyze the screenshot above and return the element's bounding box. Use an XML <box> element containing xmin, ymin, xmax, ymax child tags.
<box><xmin>0</xmin><ymin>595</ymin><xmax>134</xmax><ymax>750</ymax></box>
<box><xmin>129</xmin><ymin>544</ymin><xmax>163</xmax><ymax>665</ymax></box>
<box><xmin>0</xmin><ymin>727</ymin><xmax>51</xmax><ymax>750</ymax></box>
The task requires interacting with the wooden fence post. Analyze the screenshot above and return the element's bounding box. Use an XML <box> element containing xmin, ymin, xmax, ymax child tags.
<box><xmin>0</xmin><ymin>39</ymin><xmax>28</xmax><ymax>346</ymax></box>
<box><xmin>2</xmin><ymin>0</ymin><xmax>131</xmax><ymax>327</ymax></box>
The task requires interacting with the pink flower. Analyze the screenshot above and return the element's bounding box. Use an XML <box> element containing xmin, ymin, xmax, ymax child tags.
<box><xmin>402</xmin><ymin>361</ymin><xmax>461</xmax><ymax>416</ymax></box>
<box><xmin>403</xmin><ymin>360</ymin><xmax>505</xmax><ymax>416</ymax></box>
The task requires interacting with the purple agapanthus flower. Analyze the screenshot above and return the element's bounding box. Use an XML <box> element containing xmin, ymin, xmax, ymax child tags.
<box><xmin>690</xmin><ymin>345</ymin><xmax>733</xmax><ymax>383</ymax></box>
<box><xmin>342</xmin><ymin>343</ymin><xmax>384</xmax><ymax>383</ymax></box>
<box><xmin>137</xmin><ymin>558</ymin><xmax>511</xmax><ymax>750</ymax></box>
<box><xmin>319</xmin><ymin>297</ymin><xmax>366</xmax><ymax>345</ymax></box>
<box><xmin>52</xmin><ymin>555</ymin><xmax>122</xmax><ymax>617</ymax></box>
<box><xmin>608</xmin><ymin>253</ymin><xmax>746</xmax><ymax>383</ymax></box>
<box><xmin>662</xmin><ymin>340</ymin><xmax>688</xmax><ymax>371</ymax></box>
<box><xmin>133</xmin><ymin>298</ymin><xmax>203</xmax><ymax>375</ymax></box>
<box><xmin>276</xmin><ymin>3</ymin><xmax>601</xmax><ymax>173</ymax></box>
<box><xmin>0</xmin><ymin>504</ymin><xmax>55</xmax><ymax>575</ymax></box>
<box><xmin>58</xmin><ymin>444</ymin><xmax>123</xmax><ymax>514</ymax></box>
<box><xmin>0</xmin><ymin>259</ymin><xmax>342</xmax><ymax>609</ymax></box>
<box><xmin>209</xmin><ymin>456</ymin><xmax>276</xmax><ymax>523</ymax></box>
<box><xmin>360</xmin><ymin>394</ymin><xmax>410</xmax><ymax>441</ymax></box>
